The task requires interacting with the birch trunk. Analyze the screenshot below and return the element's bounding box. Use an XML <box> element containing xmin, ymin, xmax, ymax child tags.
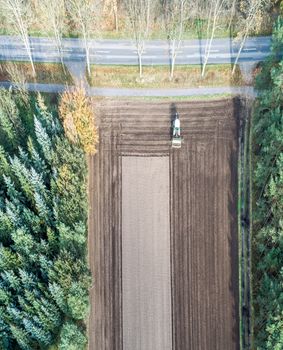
<box><xmin>232</xmin><ymin>33</ymin><xmax>248</xmax><ymax>75</ymax></box>
<box><xmin>1</xmin><ymin>0</ymin><xmax>36</xmax><ymax>76</ymax></box>
<box><xmin>138</xmin><ymin>52</ymin><xmax>143</xmax><ymax>79</ymax></box>
<box><xmin>201</xmin><ymin>14</ymin><xmax>217</xmax><ymax>77</ymax></box>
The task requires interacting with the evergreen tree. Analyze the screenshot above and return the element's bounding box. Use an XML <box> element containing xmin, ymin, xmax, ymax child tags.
<box><xmin>67</xmin><ymin>282</ymin><xmax>89</xmax><ymax>320</ymax></box>
<box><xmin>59</xmin><ymin>322</ymin><xmax>87</xmax><ymax>350</ymax></box>
<box><xmin>0</xmin><ymin>91</ymin><xmax>91</xmax><ymax>349</ymax></box>
<box><xmin>252</xmin><ymin>16</ymin><xmax>283</xmax><ymax>349</ymax></box>
<box><xmin>0</xmin><ymin>89</ymin><xmax>22</xmax><ymax>151</ymax></box>
<box><xmin>34</xmin><ymin>116</ymin><xmax>53</xmax><ymax>162</ymax></box>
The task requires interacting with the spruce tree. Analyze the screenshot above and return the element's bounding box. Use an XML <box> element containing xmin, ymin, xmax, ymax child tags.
<box><xmin>0</xmin><ymin>89</ymin><xmax>90</xmax><ymax>349</ymax></box>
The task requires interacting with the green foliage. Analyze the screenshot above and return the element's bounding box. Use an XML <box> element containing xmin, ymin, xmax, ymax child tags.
<box><xmin>0</xmin><ymin>90</ymin><xmax>90</xmax><ymax>349</ymax></box>
<box><xmin>0</xmin><ymin>89</ymin><xmax>23</xmax><ymax>151</ymax></box>
<box><xmin>58</xmin><ymin>322</ymin><xmax>87</xmax><ymax>350</ymax></box>
<box><xmin>66</xmin><ymin>282</ymin><xmax>89</xmax><ymax>320</ymax></box>
<box><xmin>252</xmin><ymin>16</ymin><xmax>283</xmax><ymax>349</ymax></box>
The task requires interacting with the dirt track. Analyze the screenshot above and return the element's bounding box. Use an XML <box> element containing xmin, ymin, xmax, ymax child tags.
<box><xmin>88</xmin><ymin>98</ymin><xmax>240</xmax><ymax>350</ymax></box>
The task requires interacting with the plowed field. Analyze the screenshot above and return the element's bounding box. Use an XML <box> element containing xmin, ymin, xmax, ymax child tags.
<box><xmin>88</xmin><ymin>98</ymin><xmax>240</xmax><ymax>350</ymax></box>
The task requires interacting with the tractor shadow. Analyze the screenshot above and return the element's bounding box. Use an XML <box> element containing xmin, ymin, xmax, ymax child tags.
<box><xmin>170</xmin><ymin>102</ymin><xmax>177</xmax><ymax>135</ymax></box>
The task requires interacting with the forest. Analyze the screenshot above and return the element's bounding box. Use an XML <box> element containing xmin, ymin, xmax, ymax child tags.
<box><xmin>0</xmin><ymin>90</ymin><xmax>90</xmax><ymax>349</ymax></box>
<box><xmin>252</xmin><ymin>13</ymin><xmax>283</xmax><ymax>350</ymax></box>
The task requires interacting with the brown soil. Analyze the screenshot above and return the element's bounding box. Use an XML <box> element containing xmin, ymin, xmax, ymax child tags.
<box><xmin>122</xmin><ymin>157</ymin><xmax>172</xmax><ymax>350</ymax></box>
<box><xmin>88</xmin><ymin>98</ymin><xmax>240</xmax><ymax>350</ymax></box>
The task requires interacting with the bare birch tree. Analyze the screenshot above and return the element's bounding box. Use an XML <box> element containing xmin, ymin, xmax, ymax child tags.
<box><xmin>201</xmin><ymin>0</ymin><xmax>231</xmax><ymax>77</ymax></box>
<box><xmin>41</xmin><ymin>0</ymin><xmax>66</xmax><ymax>68</ymax></box>
<box><xmin>163</xmin><ymin>0</ymin><xmax>189</xmax><ymax>80</ymax></box>
<box><xmin>112</xmin><ymin>0</ymin><xmax>119</xmax><ymax>32</ymax></box>
<box><xmin>232</xmin><ymin>0</ymin><xmax>271</xmax><ymax>74</ymax></box>
<box><xmin>67</xmin><ymin>0</ymin><xmax>102</xmax><ymax>76</ymax></box>
<box><xmin>0</xmin><ymin>0</ymin><xmax>35</xmax><ymax>76</ymax></box>
<box><xmin>228</xmin><ymin>0</ymin><xmax>238</xmax><ymax>31</ymax></box>
<box><xmin>124</xmin><ymin>0</ymin><xmax>155</xmax><ymax>79</ymax></box>
<box><xmin>103</xmin><ymin>0</ymin><xmax>119</xmax><ymax>31</ymax></box>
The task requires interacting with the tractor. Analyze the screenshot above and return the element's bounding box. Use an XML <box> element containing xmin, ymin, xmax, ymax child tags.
<box><xmin>172</xmin><ymin>113</ymin><xmax>181</xmax><ymax>148</ymax></box>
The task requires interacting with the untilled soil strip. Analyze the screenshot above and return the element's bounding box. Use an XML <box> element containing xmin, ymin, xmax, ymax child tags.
<box><xmin>122</xmin><ymin>156</ymin><xmax>172</xmax><ymax>350</ymax></box>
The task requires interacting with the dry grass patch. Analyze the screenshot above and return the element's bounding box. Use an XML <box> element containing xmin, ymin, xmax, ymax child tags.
<box><xmin>88</xmin><ymin>64</ymin><xmax>244</xmax><ymax>88</ymax></box>
<box><xmin>0</xmin><ymin>61</ymin><xmax>73</xmax><ymax>85</ymax></box>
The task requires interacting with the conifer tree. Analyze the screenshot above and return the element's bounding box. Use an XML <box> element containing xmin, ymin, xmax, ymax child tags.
<box><xmin>59</xmin><ymin>322</ymin><xmax>87</xmax><ymax>350</ymax></box>
<box><xmin>252</xmin><ymin>16</ymin><xmax>283</xmax><ymax>349</ymax></box>
<box><xmin>0</xmin><ymin>84</ymin><xmax>90</xmax><ymax>349</ymax></box>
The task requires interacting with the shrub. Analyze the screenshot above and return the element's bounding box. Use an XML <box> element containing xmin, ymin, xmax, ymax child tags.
<box><xmin>59</xmin><ymin>322</ymin><xmax>87</xmax><ymax>350</ymax></box>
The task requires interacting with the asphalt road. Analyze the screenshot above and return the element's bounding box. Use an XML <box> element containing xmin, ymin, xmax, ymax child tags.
<box><xmin>0</xmin><ymin>35</ymin><xmax>271</xmax><ymax>65</ymax></box>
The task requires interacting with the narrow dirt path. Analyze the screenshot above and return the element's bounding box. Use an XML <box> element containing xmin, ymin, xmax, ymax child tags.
<box><xmin>0</xmin><ymin>81</ymin><xmax>256</xmax><ymax>97</ymax></box>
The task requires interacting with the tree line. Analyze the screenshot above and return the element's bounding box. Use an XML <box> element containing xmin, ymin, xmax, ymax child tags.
<box><xmin>251</xmin><ymin>12</ymin><xmax>283</xmax><ymax>349</ymax></box>
<box><xmin>0</xmin><ymin>0</ymin><xmax>278</xmax><ymax>79</ymax></box>
<box><xmin>0</xmin><ymin>89</ymin><xmax>95</xmax><ymax>349</ymax></box>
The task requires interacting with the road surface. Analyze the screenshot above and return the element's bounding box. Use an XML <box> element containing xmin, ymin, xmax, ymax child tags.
<box><xmin>0</xmin><ymin>35</ymin><xmax>272</xmax><ymax>65</ymax></box>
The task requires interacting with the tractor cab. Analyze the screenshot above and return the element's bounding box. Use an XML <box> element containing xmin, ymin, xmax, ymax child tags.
<box><xmin>172</xmin><ymin>113</ymin><xmax>181</xmax><ymax>148</ymax></box>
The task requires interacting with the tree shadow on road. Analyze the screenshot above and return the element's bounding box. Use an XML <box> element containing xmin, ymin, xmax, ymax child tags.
<box><xmin>195</xmin><ymin>18</ymin><xmax>204</xmax><ymax>75</ymax></box>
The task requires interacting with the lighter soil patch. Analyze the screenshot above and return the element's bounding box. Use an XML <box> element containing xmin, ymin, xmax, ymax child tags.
<box><xmin>122</xmin><ymin>156</ymin><xmax>172</xmax><ymax>350</ymax></box>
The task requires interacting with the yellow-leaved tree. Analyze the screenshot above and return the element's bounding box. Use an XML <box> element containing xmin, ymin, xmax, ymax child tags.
<box><xmin>59</xmin><ymin>88</ymin><xmax>98</xmax><ymax>155</ymax></box>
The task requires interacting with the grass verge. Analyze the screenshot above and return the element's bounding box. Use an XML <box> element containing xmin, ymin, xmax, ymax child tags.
<box><xmin>249</xmin><ymin>103</ymin><xmax>254</xmax><ymax>349</ymax></box>
<box><xmin>87</xmin><ymin>64</ymin><xmax>244</xmax><ymax>88</ymax></box>
<box><xmin>239</xmin><ymin>99</ymin><xmax>253</xmax><ymax>350</ymax></box>
<box><xmin>238</xmin><ymin>125</ymin><xmax>243</xmax><ymax>350</ymax></box>
<box><xmin>0</xmin><ymin>61</ymin><xmax>73</xmax><ymax>85</ymax></box>
<box><xmin>0</xmin><ymin>21</ymin><xmax>272</xmax><ymax>40</ymax></box>
<box><xmin>99</xmin><ymin>24</ymin><xmax>233</xmax><ymax>40</ymax></box>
